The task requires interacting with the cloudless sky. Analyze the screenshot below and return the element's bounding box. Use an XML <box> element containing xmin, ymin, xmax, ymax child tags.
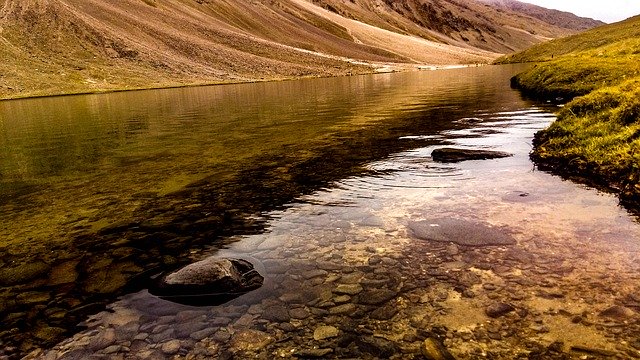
<box><xmin>520</xmin><ymin>0</ymin><xmax>640</xmax><ymax>23</ymax></box>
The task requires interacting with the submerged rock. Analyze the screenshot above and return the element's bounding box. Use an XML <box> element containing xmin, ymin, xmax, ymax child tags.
<box><xmin>149</xmin><ymin>257</ymin><xmax>263</xmax><ymax>306</ymax></box>
<box><xmin>408</xmin><ymin>218</ymin><xmax>516</xmax><ymax>247</ymax></box>
<box><xmin>485</xmin><ymin>302</ymin><xmax>515</xmax><ymax>318</ymax></box>
<box><xmin>421</xmin><ymin>337</ymin><xmax>456</xmax><ymax>360</ymax></box>
<box><xmin>431</xmin><ymin>148</ymin><xmax>512</xmax><ymax>163</ymax></box>
<box><xmin>0</xmin><ymin>261</ymin><xmax>51</xmax><ymax>286</ymax></box>
<box><xmin>598</xmin><ymin>305</ymin><xmax>636</xmax><ymax>321</ymax></box>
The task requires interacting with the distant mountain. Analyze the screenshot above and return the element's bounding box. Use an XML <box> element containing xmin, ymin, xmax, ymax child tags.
<box><xmin>479</xmin><ymin>0</ymin><xmax>605</xmax><ymax>30</ymax></box>
<box><xmin>0</xmin><ymin>0</ymin><xmax>604</xmax><ymax>99</ymax></box>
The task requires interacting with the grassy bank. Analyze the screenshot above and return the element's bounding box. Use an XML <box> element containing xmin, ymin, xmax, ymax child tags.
<box><xmin>498</xmin><ymin>15</ymin><xmax>640</xmax><ymax>208</ymax></box>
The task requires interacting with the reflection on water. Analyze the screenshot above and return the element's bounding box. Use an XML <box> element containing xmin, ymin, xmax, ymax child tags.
<box><xmin>3</xmin><ymin>65</ymin><xmax>640</xmax><ymax>358</ymax></box>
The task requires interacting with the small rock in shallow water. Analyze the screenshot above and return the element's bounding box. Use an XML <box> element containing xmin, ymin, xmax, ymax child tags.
<box><xmin>358</xmin><ymin>289</ymin><xmax>397</xmax><ymax>305</ymax></box>
<box><xmin>356</xmin><ymin>336</ymin><xmax>398</xmax><ymax>358</ymax></box>
<box><xmin>334</xmin><ymin>284</ymin><xmax>363</xmax><ymax>295</ymax></box>
<box><xmin>329</xmin><ymin>303</ymin><xmax>357</xmax><ymax>315</ymax></box>
<box><xmin>598</xmin><ymin>305</ymin><xmax>635</xmax><ymax>321</ymax></box>
<box><xmin>431</xmin><ymin>147</ymin><xmax>512</xmax><ymax>163</ymax></box>
<box><xmin>230</xmin><ymin>330</ymin><xmax>274</xmax><ymax>352</ymax></box>
<box><xmin>370</xmin><ymin>304</ymin><xmax>398</xmax><ymax>320</ymax></box>
<box><xmin>161</xmin><ymin>340</ymin><xmax>181</xmax><ymax>355</ymax></box>
<box><xmin>485</xmin><ymin>302</ymin><xmax>515</xmax><ymax>318</ymax></box>
<box><xmin>408</xmin><ymin>218</ymin><xmax>515</xmax><ymax>247</ymax></box>
<box><xmin>421</xmin><ymin>337</ymin><xmax>456</xmax><ymax>360</ymax></box>
<box><xmin>150</xmin><ymin>257</ymin><xmax>263</xmax><ymax>306</ymax></box>
<box><xmin>289</xmin><ymin>307</ymin><xmax>310</xmax><ymax>319</ymax></box>
<box><xmin>313</xmin><ymin>326</ymin><xmax>339</xmax><ymax>340</ymax></box>
<box><xmin>262</xmin><ymin>305</ymin><xmax>291</xmax><ymax>322</ymax></box>
<box><xmin>294</xmin><ymin>348</ymin><xmax>333</xmax><ymax>358</ymax></box>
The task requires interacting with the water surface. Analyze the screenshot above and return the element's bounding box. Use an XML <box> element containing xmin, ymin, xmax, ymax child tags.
<box><xmin>2</xmin><ymin>66</ymin><xmax>640</xmax><ymax>358</ymax></box>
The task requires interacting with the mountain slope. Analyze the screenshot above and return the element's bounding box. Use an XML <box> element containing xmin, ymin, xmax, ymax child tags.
<box><xmin>479</xmin><ymin>0</ymin><xmax>604</xmax><ymax>30</ymax></box>
<box><xmin>501</xmin><ymin>15</ymin><xmax>640</xmax><ymax>209</ymax></box>
<box><xmin>0</xmin><ymin>0</ymin><xmax>601</xmax><ymax>99</ymax></box>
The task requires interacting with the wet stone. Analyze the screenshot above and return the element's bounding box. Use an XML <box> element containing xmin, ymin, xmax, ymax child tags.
<box><xmin>313</xmin><ymin>325</ymin><xmax>339</xmax><ymax>340</ymax></box>
<box><xmin>190</xmin><ymin>328</ymin><xmax>216</xmax><ymax>341</ymax></box>
<box><xmin>303</xmin><ymin>269</ymin><xmax>329</xmax><ymax>279</ymax></box>
<box><xmin>294</xmin><ymin>348</ymin><xmax>333</xmax><ymax>358</ymax></box>
<box><xmin>485</xmin><ymin>302</ymin><xmax>515</xmax><ymax>318</ymax></box>
<box><xmin>408</xmin><ymin>218</ymin><xmax>516</xmax><ymax>247</ymax></box>
<box><xmin>421</xmin><ymin>337</ymin><xmax>456</xmax><ymax>360</ymax></box>
<box><xmin>261</xmin><ymin>306</ymin><xmax>291</xmax><ymax>322</ymax></box>
<box><xmin>334</xmin><ymin>284</ymin><xmax>363</xmax><ymax>295</ymax></box>
<box><xmin>87</xmin><ymin>328</ymin><xmax>116</xmax><ymax>351</ymax></box>
<box><xmin>230</xmin><ymin>329</ymin><xmax>274</xmax><ymax>352</ymax></box>
<box><xmin>161</xmin><ymin>339</ymin><xmax>181</xmax><ymax>355</ymax></box>
<box><xmin>103</xmin><ymin>345</ymin><xmax>122</xmax><ymax>354</ymax></box>
<box><xmin>358</xmin><ymin>289</ymin><xmax>397</xmax><ymax>305</ymax></box>
<box><xmin>431</xmin><ymin>147</ymin><xmax>512</xmax><ymax>163</ymax></box>
<box><xmin>370</xmin><ymin>304</ymin><xmax>398</xmax><ymax>320</ymax></box>
<box><xmin>329</xmin><ymin>303</ymin><xmax>357</xmax><ymax>315</ymax></box>
<box><xmin>356</xmin><ymin>336</ymin><xmax>398</xmax><ymax>358</ymax></box>
<box><xmin>599</xmin><ymin>305</ymin><xmax>636</xmax><ymax>321</ymax></box>
<box><xmin>289</xmin><ymin>307</ymin><xmax>310</xmax><ymax>319</ymax></box>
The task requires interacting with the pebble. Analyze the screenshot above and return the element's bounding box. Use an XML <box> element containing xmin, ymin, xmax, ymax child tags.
<box><xmin>421</xmin><ymin>337</ymin><xmax>456</xmax><ymax>360</ymax></box>
<box><xmin>358</xmin><ymin>289</ymin><xmax>397</xmax><ymax>305</ymax></box>
<box><xmin>289</xmin><ymin>308</ymin><xmax>310</xmax><ymax>319</ymax></box>
<box><xmin>261</xmin><ymin>306</ymin><xmax>291</xmax><ymax>322</ymax></box>
<box><xmin>161</xmin><ymin>339</ymin><xmax>181</xmax><ymax>355</ymax></box>
<box><xmin>334</xmin><ymin>284</ymin><xmax>363</xmax><ymax>295</ymax></box>
<box><xmin>313</xmin><ymin>325</ymin><xmax>339</xmax><ymax>340</ymax></box>
<box><xmin>230</xmin><ymin>330</ymin><xmax>274</xmax><ymax>352</ymax></box>
<box><xmin>485</xmin><ymin>302</ymin><xmax>515</xmax><ymax>318</ymax></box>
<box><xmin>294</xmin><ymin>348</ymin><xmax>333</xmax><ymax>358</ymax></box>
<box><xmin>329</xmin><ymin>303</ymin><xmax>357</xmax><ymax>314</ymax></box>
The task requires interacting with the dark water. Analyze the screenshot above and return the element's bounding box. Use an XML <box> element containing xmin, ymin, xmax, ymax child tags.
<box><xmin>3</xmin><ymin>65</ymin><xmax>638</xmax><ymax>358</ymax></box>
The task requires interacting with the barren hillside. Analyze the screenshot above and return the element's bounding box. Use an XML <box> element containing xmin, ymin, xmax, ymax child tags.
<box><xmin>479</xmin><ymin>0</ymin><xmax>605</xmax><ymax>30</ymax></box>
<box><xmin>0</xmin><ymin>0</ymin><xmax>602</xmax><ymax>99</ymax></box>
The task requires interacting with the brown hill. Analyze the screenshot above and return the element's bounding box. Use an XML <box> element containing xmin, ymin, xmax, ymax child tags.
<box><xmin>479</xmin><ymin>0</ymin><xmax>605</xmax><ymax>30</ymax></box>
<box><xmin>0</xmin><ymin>0</ymin><xmax>601</xmax><ymax>99</ymax></box>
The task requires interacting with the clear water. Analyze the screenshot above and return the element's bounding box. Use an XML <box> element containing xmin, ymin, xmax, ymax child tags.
<box><xmin>2</xmin><ymin>65</ymin><xmax>640</xmax><ymax>358</ymax></box>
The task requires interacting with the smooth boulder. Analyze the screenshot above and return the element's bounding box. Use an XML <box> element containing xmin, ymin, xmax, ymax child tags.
<box><xmin>408</xmin><ymin>218</ymin><xmax>516</xmax><ymax>247</ymax></box>
<box><xmin>431</xmin><ymin>148</ymin><xmax>512</xmax><ymax>163</ymax></box>
<box><xmin>150</xmin><ymin>257</ymin><xmax>263</xmax><ymax>306</ymax></box>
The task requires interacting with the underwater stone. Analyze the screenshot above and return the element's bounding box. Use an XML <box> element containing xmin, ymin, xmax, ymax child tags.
<box><xmin>149</xmin><ymin>257</ymin><xmax>263</xmax><ymax>306</ymax></box>
<box><xmin>408</xmin><ymin>218</ymin><xmax>516</xmax><ymax>247</ymax></box>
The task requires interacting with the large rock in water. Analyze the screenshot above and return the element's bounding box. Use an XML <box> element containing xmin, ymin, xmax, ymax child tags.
<box><xmin>431</xmin><ymin>147</ymin><xmax>512</xmax><ymax>163</ymax></box>
<box><xmin>408</xmin><ymin>218</ymin><xmax>516</xmax><ymax>247</ymax></box>
<box><xmin>149</xmin><ymin>257</ymin><xmax>263</xmax><ymax>306</ymax></box>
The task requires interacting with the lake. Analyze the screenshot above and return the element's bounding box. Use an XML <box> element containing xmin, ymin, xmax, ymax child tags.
<box><xmin>2</xmin><ymin>65</ymin><xmax>640</xmax><ymax>359</ymax></box>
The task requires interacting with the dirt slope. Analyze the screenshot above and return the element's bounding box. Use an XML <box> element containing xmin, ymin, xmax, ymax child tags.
<box><xmin>479</xmin><ymin>0</ymin><xmax>605</xmax><ymax>30</ymax></box>
<box><xmin>0</xmin><ymin>0</ymin><xmax>601</xmax><ymax>99</ymax></box>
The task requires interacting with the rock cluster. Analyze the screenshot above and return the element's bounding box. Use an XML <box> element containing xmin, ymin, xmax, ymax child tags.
<box><xmin>23</xmin><ymin>217</ymin><xmax>640</xmax><ymax>360</ymax></box>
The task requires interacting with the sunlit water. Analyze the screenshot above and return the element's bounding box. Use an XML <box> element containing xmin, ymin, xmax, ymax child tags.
<box><xmin>2</xmin><ymin>66</ymin><xmax>640</xmax><ymax>359</ymax></box>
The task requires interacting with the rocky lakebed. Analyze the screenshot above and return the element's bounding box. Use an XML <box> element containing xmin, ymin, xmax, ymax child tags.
<box><xmin>19</xmin><ymin>107</ymin><xmax>640</xmax><ymax>360</ymax></box>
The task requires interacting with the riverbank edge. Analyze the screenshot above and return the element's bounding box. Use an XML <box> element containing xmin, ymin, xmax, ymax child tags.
<box><xmin>0</xmin><ymin>63</ymin><xmax>480</xmax><ymax>102</ymax></box>
<box><xmin>511</xmin><ymin>70</ymin><xmax>640</xmax><ymax>215</ymax></box>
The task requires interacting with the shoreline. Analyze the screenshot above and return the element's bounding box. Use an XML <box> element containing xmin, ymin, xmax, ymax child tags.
<box><xmin>510</xmin><ymin>72</ymin><xmax>640</xmax><ymax>216</ymax></box>
<box><xmin>0</xmin><ymin>63</ymin><xmax>487</xmax><ymax>102</ymax></box>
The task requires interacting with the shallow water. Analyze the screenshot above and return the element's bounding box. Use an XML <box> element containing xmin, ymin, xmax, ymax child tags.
<box><xmin>2</xmin><ymin>66</ymin><xmax>640</xmax><ymax>359</ymax></box>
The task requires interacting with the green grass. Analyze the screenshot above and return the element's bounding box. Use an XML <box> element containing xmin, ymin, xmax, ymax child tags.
<box><xmin>499</xmin><ymin>15</ymin><xmax>640</xmax><ymax>207</ymax></box>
